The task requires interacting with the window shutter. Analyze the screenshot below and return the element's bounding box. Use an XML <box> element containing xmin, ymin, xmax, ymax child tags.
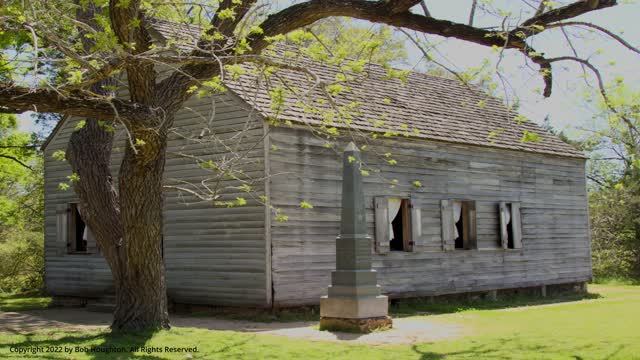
<box><xmin>463</xmin><ymin>201</ymin><xmax>477</xmax><ymax>249</ymax></box>
<box><xmin>499</xmin><ymin>202</ymin><xmax>509</xmax><ymax>249</ymax></box>
<box><xmin>374</xmin><ymin>197</ymin><xmax>390</xmax><ymax>254</ymax></box>
<box><xmin>410</xmin><ymin>201</ymin><xmax>421</xmax><ymax>252</ymax></box>
<box><xmin>56</xmin><ymin>204</ymin><xmax>69</xmax><ymax>255</ymax></box>
<box><xmin>441</xmin><ymin>200</ymin><xmax>455</xmax><ymax>251</ymax></box>
<box><xmin>402</xmin><ymin>200</ymin><xmax>413</xmax><ymax>252</ymax></box>
<box><xmin>511</xmin><ymin>202</ymin><xmax>523</xmax><ymax>249</ymax></box>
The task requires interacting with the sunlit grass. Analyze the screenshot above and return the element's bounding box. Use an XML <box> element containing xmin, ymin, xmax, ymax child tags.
<box><xmin>591</xmin><ymin>276</ymin><xmax>640</xmax><ymax>286</ymax></box>
<box><xmin>0</xmin><ymin>285</ymin><xmax>639</xmax><ymax>359</ymax></box>
<box><xmin>0</xmin><ymin>292</ymin><xmax>51</xmax><ymax>312</ymax></box>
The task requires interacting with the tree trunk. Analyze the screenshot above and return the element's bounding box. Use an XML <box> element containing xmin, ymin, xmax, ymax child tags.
<box><xmin>112</xmin><ymin>124</ymin><xmax>170</xmax><ymax>331</ymax></box>
<box><xmin>67</xmin><ymin>117</ymin><xmax>170</xmax><ymax>331</ymax></box>
<box><xmin>65</xmin><ymin>0</ymin><xmax>170</xmax><ymax>331</ymax></box>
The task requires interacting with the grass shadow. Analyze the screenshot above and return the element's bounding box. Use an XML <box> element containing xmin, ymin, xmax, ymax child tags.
<box><xmin>176</xmin><ymin>291</ymin><xmax>602</xmax><ymax>324</ymax></box>
<box><xmin>390</xmin><ymin>291</ymin><xmax>602</xmax><ymax>318</ymax></box>
<box><xmin>175</xmin><ymin>303</ymin><xmax>321</xmax><ymax>323</ymax></box>
<box><xmin>410</xmin><ymin>335</ymin><xmax>620</xmax><ymax>360</ymax></box>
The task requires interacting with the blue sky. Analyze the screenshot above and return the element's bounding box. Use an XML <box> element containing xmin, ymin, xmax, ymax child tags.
<box><xmin>19</xmin><ymin>1</ymin><xmax>639</xmax><ymax>139</ymax></box>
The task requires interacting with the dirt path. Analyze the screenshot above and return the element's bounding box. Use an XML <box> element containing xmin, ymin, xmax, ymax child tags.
<box><xmin>0</xmin><ymin>309</ymin><xmax>463</xmax><ymax>346</ymax></box>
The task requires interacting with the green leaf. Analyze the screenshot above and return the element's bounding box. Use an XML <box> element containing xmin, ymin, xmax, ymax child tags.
<box><xmin>74</xmin><ymin>120</ymin><xmax>86</xmax><ymax>131</ymax></box>
<box><xmin>299</xmin><ymin>201</ymin><xmax>313</xmax><ymax>209</ymax></box>
<box><xmin>67</xmin><ymin>173</ymin><xmax>80</xmax><ymax>183</ymax></box>
<box><xmin>521</xmin><ymin>130</ymin><xmax>542</xmax><ymax>143</ymax></box>
<box><xmin>52</xmin><ymin>150</ymin><xmax>66</xmax><ymax>162</ymax></box>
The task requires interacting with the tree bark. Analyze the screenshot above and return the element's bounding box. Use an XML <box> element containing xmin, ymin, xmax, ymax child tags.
<box><xmin>68</xmin><ymin>114</ymin><xmax>170</xmax><ymax>332</ymax></box>
<box><xmin>65</xmin><ymin>1</ymin><xmax>170</xmax><ymax>332</ymax></box>
<box><xmin>112</xmin><ymin>122</ymin><xmax>170</xmax><ymax>331</ymax></box>
<box><xmin>67</xmin><ymin>114</ymin><xmax>171</xmax><ymax>331</ymax></box>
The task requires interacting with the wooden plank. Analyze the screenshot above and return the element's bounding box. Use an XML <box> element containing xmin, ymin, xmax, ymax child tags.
<box><xmin>374</xmin><ymin>197</ymin><xmax>390</xmax><ymax>254</ymax></box>
<box><xmin>262</xmin><ymin>120</ymin><xmax>273</xmax><ymax>307</ymax></box>
<box><xmin>463</xmin><ymin>200</ymin><xmax>477</xmax><ymax>250</ymax></box>
<box><xmin>440</xmin><ymin>200</ymin><xmax>454</xmax><ymax>251</ymax></box>
<box><xmin>411</xmin><ymin>204</ymin><xmax>422</xmax><ymax>252</ymax></box>
<box><xmin>55</xmin><ymin>204</ymin><xmax>68</xmax><ymax>256</ymax></box>
<box><xmin>402</xmin><ymin>199</ymin><xmax>413</xmax><ymax>252</ymax></box>
<box><xmin>499</xmin><ymin>201</ymin><xmax>508</xmax><ymax>249</ymax></box>
<box><xmin>512</xmin><ymin>202</ymin><xmax>523</xmax><ymax>249</ymax></box>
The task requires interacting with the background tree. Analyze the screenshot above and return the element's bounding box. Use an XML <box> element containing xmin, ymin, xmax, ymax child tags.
<box><xmin>580</xmin><ymin>80</ymin><xmax>640</xmax><ymax>280</ymax></box>
<box><xmin>0</xmin><ymin>114</ymin><xmax>43</xmax><ymax>293</ymax></box>
<box><xmin>0</xmin><ymin>0</ymin><xmax>637</xmax><ymax>331</ymax></box>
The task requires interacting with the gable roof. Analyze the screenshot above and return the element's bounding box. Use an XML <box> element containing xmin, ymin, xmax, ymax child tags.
<box><xmin>44</xmin><ymin>20</ymin><xmax>584</xmax><ymax>159</ymax></box>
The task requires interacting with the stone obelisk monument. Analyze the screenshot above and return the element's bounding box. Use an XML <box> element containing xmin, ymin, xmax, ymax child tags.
<box><xmin>319</xmin><ymin>142</ymin><xmax>392</xmax><ymax>333</ymax></box>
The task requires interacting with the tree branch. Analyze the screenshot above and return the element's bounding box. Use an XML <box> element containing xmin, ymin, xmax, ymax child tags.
<box><xmin>545</xmin><ymin>21</ymin><xmax>639</xmax><ymax>54</ymax></box>
<box><xmin>419</xmin><ymin>0</ymin><xmax>431</xmax><ymax>17</ymax></box>
<box><xmin>252</xmin><ymin>0</ymin><xmax>510</xmax><ymax>52</ymax></box>
<box><xmin>249</xmin><ymin>0</ymin><xmax>559</xmax><ymax>95</ymax></box>
<box><xmin>469</xmin><ymin>0</ymin><xmax>478</xmax><ymax>26</ymax></box>
<box><xmin>384</xmin><ymin>0</ymin><xmax>423</xmax><ymax>14</ymax></box>
<box><xmin>545</xmin><ymin>56</ymin><xmax>638</xmax><ymax>139</ymax></box>
<box><xmin>0</xmin><ymin>84</ymin><xmax>154</xmax><ymax>122</ymax></box>
<box><xmin>534</xmin><ymin>0</ymin><xmax>547</xmax><ymax>17</ymax></box>
<box><xmin>154</xmin><ymin>0</ymin><xmax>624</xmax><ymax>109</ymax></box>
<box><xmin>520</xmin><ymin>0</ymin><xmax>617</xmax><ymax>28</ymax></box>
<box><xmin>64</xmin><ymin>1</ymin><xmax>124</xmax><ymax>263</ymax></box>
<box><xmin>0</xmin><ymin>154</ymin><xmax>33</xmax><ymax>170</ymax></box>
<box><xmin>154</xmin><ymin>0</ymin><xmax>258</xmax><ymax>114</ymax></box>
<box><xmin>109</xmin><ymin>0</ymin><xmax>156</xmax><ymax>103</ymax></box>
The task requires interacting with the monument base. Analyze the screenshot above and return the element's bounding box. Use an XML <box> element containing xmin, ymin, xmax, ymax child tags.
<box><xmin>319</xmin><ymin>316</ymin><xmax>392</xmax><ymax>333</ymax></box>
<box><xmin>319</xmin><ymin>295</ymin><xmax>391</xmax><ymax>333</ymax></box>
<box><xmin>320</xmin><ymin>295</ymin><xmax>389</xmax><ymax>318</ymax></box>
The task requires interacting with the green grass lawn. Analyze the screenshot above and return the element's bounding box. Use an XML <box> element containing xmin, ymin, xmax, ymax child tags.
<box><xmin>0</xmin><ymin>292</ymin><xmax>51</xmax><ymax>312</ymax></box>
<box><xmin>1</xmin><ymin>284</ymin><xmax>639</xmax><ymax>359</ymax></box>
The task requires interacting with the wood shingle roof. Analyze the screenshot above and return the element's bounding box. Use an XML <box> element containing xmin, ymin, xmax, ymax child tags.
<box><xmin>149</xmin><ymin>19</ymin><xmax>583</xmax><ymax>158</ymax></box>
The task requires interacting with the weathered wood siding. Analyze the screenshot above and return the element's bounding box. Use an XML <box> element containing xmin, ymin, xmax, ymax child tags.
<box><xmin>267</xmin><ymin>126</ymin><xmax>591</xmax><ymax>306</ymax></box>
<box><xmin>44</xmin><ymin>91</ymin><xmax>269</xmax><ymax>305</ymax></box>
<box><xmin>44</xmin><ymin>118</ymin><xmax>113</xmax><ymax>297</ymax></box>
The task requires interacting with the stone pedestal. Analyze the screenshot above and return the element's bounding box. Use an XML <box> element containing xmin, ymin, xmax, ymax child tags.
<box><xmin>319</xmin><ymin>142</ymin><xmax>392</xmax><ymax>333</ymax></box>
<box><xmin>319</xmin><ymin>314</ymin><xmax>392</xmax><ymax>333</ymax></box>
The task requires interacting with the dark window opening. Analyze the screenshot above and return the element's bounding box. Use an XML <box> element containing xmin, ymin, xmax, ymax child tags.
<box><xmin>390</xmin><ymin>205</ymin><xmax>404</xmax><ymax>251</ymax></box>
<box><xmin>389</xmin><ymin>199</ymin><xmax>411</xmax><ymax>252</ymax></box>
<box><xmin>70</xmin><ymin>204</ymin><xmax>87</xmax><ymax>253</ymax></box>
<box><xmin>454</xmin><ymin>216</ymin><xmax>464</xmax><ymax>249</ymax></box>
<box><xmin>452</xmin><ymin>200</ymin><xmax>476</xmax><ymax>250</ymax></box>
<box><xmin>506</xmin><ymin>204</ymin><xmax>515</xmax><ymax>249</ymax></box>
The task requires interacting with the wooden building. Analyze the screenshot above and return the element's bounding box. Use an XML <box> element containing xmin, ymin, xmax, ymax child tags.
<box><xmin>42</xmin><ymin>22</ymin><xmax>591</xmax><ymax>308</ymax></box>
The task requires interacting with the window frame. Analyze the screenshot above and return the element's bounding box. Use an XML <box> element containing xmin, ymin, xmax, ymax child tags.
<box><xmin>441</xmin><ymin>199</ymin><xmax>477</xmax><ymax>251</ymax></box>
<box><xmin>499</xmin><ymin>202</ymin><xmax>523</xmax><ymax>250</ymax></box>
<box><xmin>58</xmin><ymin>202</ymin><xmax>97</xmax><ymax>255</ymax></box>
<box><xmin>374</xmin><ymin>196</ymin><xmax>420</xmax><ymax>254</ymax></box>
